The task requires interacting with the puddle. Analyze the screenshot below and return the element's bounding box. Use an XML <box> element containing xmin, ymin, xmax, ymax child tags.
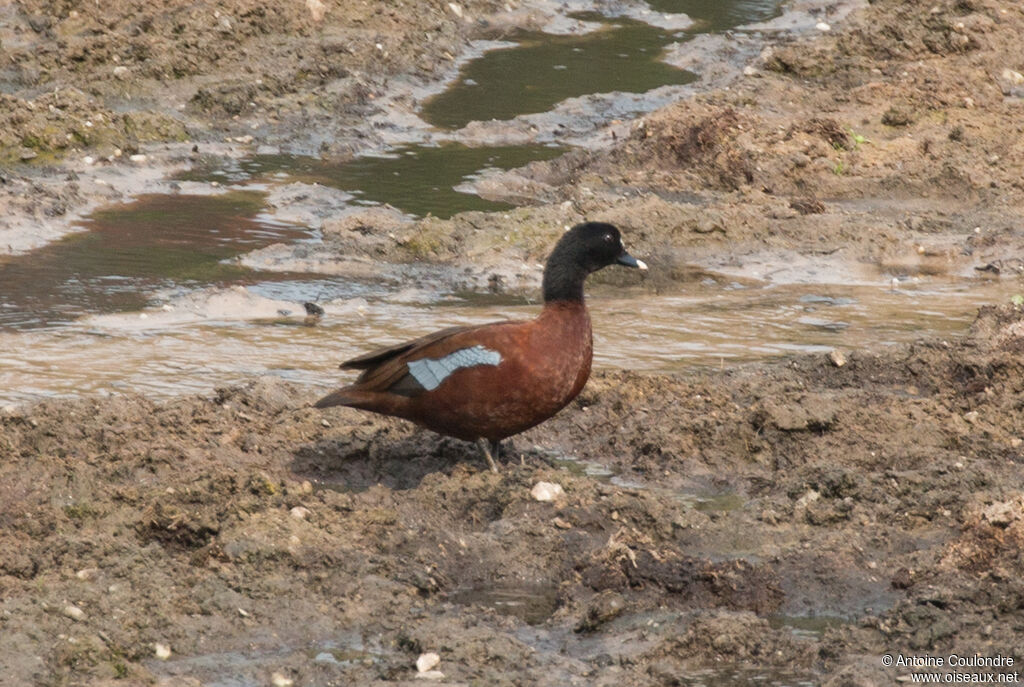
<box><xmin>422</xmin><ymin>1</ymin><xmax>785</xmax><ymax>130</ymax></box>
<box><xmin>768</xmin><ymin>613</ymin><xmax>852</xmax><ymax>640</ymax></box>
<box><xmin>421</xmin><ymin>13</ymin><xmax>697</xmax><ymax>130</ymax></box>
<box><xmin>670</xmin><ymin>666</ymin><xmax>818</xmax><ymax>687</ymax></box>
<box><xmin>0</xmin><ymin>191</ymin><xmax>314</xmax><ymax>329</ymax></box>
<box><xmin>150</xmin><ymin>632</ymin><xmax>384</xmax><ymax>687</ymax></box>
<box><xmin>448</xmin><ymin>583</ymin><xmax>560</xmax><ymax>625</ymax></box>
<box><xmin>551</xmin><ymin>452</ymin><xmax>617</xmax><ymax>479</ymax></box>
<box><xmin>179</xmin><ymin>143</ymin><xmax>568</xmax><ymax>219</ymax></box>
<box><xmin>2</xmin><ymin>275</ymin><xmax>1020</xmax><ymax>405</ymax></box>
<box><xmin>683</xmin><ymin>490</ymin><xmax>747</xmax><ymax>513</ymax></box>
<box><xmin>661</xmin><ymin>0</ymin><xmax>781</xmax><ymax>32</ymax></box>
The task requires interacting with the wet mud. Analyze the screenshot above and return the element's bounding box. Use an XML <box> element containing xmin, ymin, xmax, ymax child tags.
<box><xmin>3</xmin><ymin>0</ymin><xmax>1024</xmax><ymax>684</ymax></box>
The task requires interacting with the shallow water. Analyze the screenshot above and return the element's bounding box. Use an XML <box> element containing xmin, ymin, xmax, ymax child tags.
<box><xmin>0</xmin><ymin>191</ymin><xmax>314</xmax><ymax>329</ymax></box>
<box><xmin>1</xmin><ymin>275</ymin><xmax>1017</xmax><ymax>406</ymax></box>
<box><xmin>421</xmin><ymin>1</ymin><xmax>782</xmax><ymax>129</ymax></box>
<box><xmin>420</xmin><ymin>13</ymin><xmax>697</xmax><ymax>130</ymax></box>
<box><xmin>178</xmin><ymin>143</ymin><xmax>568</xmax><ymax>219</ymax></box>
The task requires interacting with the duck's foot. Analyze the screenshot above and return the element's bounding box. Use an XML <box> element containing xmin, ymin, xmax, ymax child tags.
<box><xmin>476</xmin><ymin>438</ymin><xmax>501</xmax><ymax>473</ymax></box>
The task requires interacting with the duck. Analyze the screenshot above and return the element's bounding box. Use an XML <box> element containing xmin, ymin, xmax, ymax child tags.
<box><xmin>315</xmin><ymin>221</ymin><xmax>647</xmax><ymax>471</ymax></box>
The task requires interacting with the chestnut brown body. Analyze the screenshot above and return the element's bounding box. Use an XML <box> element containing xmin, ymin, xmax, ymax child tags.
<box><xmin>315</xmin><ymin>221</ymin><xmax>645</xmax><ymax>464</ymax></box>
<box><xmin>318</xmin><ymin>302</ymin><xmax>592</xmax><ymax>441</ymax></box>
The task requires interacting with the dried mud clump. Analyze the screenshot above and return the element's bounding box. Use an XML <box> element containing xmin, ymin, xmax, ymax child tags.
<box><xmin>627</xmin><ymin>106</ymin><xmax>756</xmax><ymax>191</ymax></box>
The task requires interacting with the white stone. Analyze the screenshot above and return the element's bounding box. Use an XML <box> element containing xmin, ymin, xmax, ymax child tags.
<box><xmin>1002</xmin><ymin>69</ymin><xmax>1024</xmax><ymax>85</ymax></box>
<box><xmin>154</xmin><ymin>643</ymin><xmax>171</xmax><ymax>660</ymax></box>
<box><xmin>815</xmin><ymin>22</ymin><xmax>831</xmax><ymax>31</ymax></box>
<box><xmin>531</xmin><ymin>482</ymin><xmax>565</xmax><ymax>502</ymax></box>
<box><xmin>416</xmin><ymin>652</ymin><xmax>441</xmax><ymax>673</ymax></box>
<box><xmin>62</xmin><ymin>604</ymin><xmax>85</xmax><ymax>621</ymax></box>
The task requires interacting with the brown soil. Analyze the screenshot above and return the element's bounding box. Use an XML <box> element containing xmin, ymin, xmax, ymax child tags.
<box><xmin>3</xmin><ymin>0</ymin><xmax>1024</xmax><ymax>684</ymax></box>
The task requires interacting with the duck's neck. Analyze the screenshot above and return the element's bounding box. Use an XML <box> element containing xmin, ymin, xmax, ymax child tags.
<box><xmin>542</xmin><ymin>254</ymin><xmax>587</xmax><ymax>304</ymax></box>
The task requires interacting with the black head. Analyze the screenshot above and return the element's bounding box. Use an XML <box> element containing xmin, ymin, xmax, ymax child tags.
<box><xmin>542</xmin><ymin>221</ymin><xmax>646</xmax><ymax>303</ymax></box>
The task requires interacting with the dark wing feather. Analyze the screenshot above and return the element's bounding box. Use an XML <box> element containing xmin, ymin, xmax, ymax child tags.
<box><xmin>339</xmin><ymin>325</ymin><xmax>473</xmax><ymax>370</ymax></box>
<box><xmin>343</xmin><ymin>323</ymin><xmax>493</xmax><ymax>396</ymax></box>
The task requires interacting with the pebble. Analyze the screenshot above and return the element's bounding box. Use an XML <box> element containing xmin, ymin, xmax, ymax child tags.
<box><xmin>447</xmin><ymin>2</ymin><xmax>463</xmax><ymax>18</ymax></box>
<box><xmin>1002</xmin><ymin>69</ymin><xmax>1024</xmax><ymax>86</ymax></box>
<box><xmin>113</xmin><ymin>65</ymin><xmax>128</xmax><ymax>78</ymax></box>
<box><xmin>829</xmin><ymin>349</ymin><xmax>847</xmax><ymax>367</ymax></box>
<box><xmin>289</xmin><ymin>506</ymin><xmax>311</xmax><ymax>520</ymax></box>
<box><xmin>270</xmin><ymin>673</ymin><xmax>294</xmax><ymax>687</ymax></box>
<box><xmin>530</xmin><ymin>482</ymin><xmax>564</xmax><ymax>502</ymax></box>
<box><xmin>815</xmin><ymin>21</ymin><xmax>831</xmax><ymax>31</ymax></box>
<box><xmin>62</xmin><ymin>604</ymin><xmax>85</xmax><ymax>621</ymax></box>
<box><xmin>129</xmin><ymin>154</ymin><xmax>147</xmax><ymax>163</ymax></box>
<box><xmin>83</xmin><ymin>156</ymin><xmax>95</xmax><ymax>165</ymax></box>
<box><xmin>306</xmin><ymin>0</ymin><xmax>326</xmax><ymax>22</ymax></box>
<box><xmin>416</xmin><ymin>652</ymin><xmax>441</xmax><ymax>673</ymax></box>
<box><xmin>154</xmin><ymin>643</ymin><xmax>171</xmax><ymax>660</ymax></box>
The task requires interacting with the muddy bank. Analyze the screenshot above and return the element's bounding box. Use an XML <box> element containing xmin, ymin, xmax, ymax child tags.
<box><xmin>2</xmin><ymin>305</ymin><xmax>1023</xmax><ymax>684</ymax></box>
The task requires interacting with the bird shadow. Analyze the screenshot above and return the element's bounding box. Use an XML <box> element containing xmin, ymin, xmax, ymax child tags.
<box><xmin>290</xmin><ymin>429</ymin><xmax>493</xmax><ymax>492</ymax></box>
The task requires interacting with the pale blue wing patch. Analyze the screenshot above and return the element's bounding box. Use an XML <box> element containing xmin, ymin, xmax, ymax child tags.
<box><xmin>406</xmin><ymin>345</ymin><xmax>502</xmax><ymax>391</ymax></box>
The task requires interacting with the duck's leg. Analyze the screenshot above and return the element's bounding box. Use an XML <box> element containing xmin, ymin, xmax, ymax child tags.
<box><xmin>476</xmin><ymin>438</ymin><xmax>500</xmax><ymax>473</ymax></box>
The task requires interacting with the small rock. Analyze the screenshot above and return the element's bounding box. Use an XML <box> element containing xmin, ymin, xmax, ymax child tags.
<box><xmin>829</xmin><ymin>349</ymin><xmax>847</xmax><ymax>367</ymax></box>
<box><xmin>1001</xmin><ymin>69</ymin><xmax>1024</xmax><ymax>86</ymax></box>
<box><xmin>233</xmin><ymin>135</ymin><xmax>254</xmax><ymax>144</ymax></box>
<box><xmin>289</xmin><ymin>506</ymin><xmax>311</xmax><ymax>520</ymax></box>
<box><xmin>447</xmin><ymin>2</ymin><xmax>463</xmax><ymax>18</ymax></box>
<box><xmin>154</xmin><ymin>643</ymin><xmax>172</xmax><ymax>660</ymax></box>
<box><xmin>306</xmin><ymin>0</ymin><xmax>326</xmax><ymax>21</ymax></box>
<box><xmin>270</xmin><ymin>673</ymin><xmax>294</xmax><ymax>687</ymax></box>
<box><xmin>83</xmin><ymin>155</ymin><xmax>95</xmax><ymax>165</ymax></box>
<box><xmin>113</xmin><ymin>65</ymin><xmax>128</xmax><ymax>78</ymax></box>
<box><xmin>62</xmin><ymin>604</ymin><xmax>85</xmax><ymax>621</ymax></box>
<box><xmin>531</xmin><ymin>482</ymin><xmax>564</xmax><ymax>502</ymax></box>
<box><xmin>794</xmin><ymin>490</ymin><xmax>821</xmax><ymax>512</ymax></box>
<box><xmin>815</xmin><ymin>21</ymin><xmax>831</xmax><ymax>31</ymax></box>
<box><xmin>129</xmin><ymin>154</ymin><xmax>147</xmax><ymax>163</ymax></box>
<box><xmin>417</xmin><ymin>652</ymin><xmax>441</xmax><ymax>673</ymax></box>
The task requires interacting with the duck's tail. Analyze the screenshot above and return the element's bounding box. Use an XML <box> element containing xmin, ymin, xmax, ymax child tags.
<box><xmin>313</xmin><ymin>386</ymin><xmax>358</xmax><ymax>409</ymax></box>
